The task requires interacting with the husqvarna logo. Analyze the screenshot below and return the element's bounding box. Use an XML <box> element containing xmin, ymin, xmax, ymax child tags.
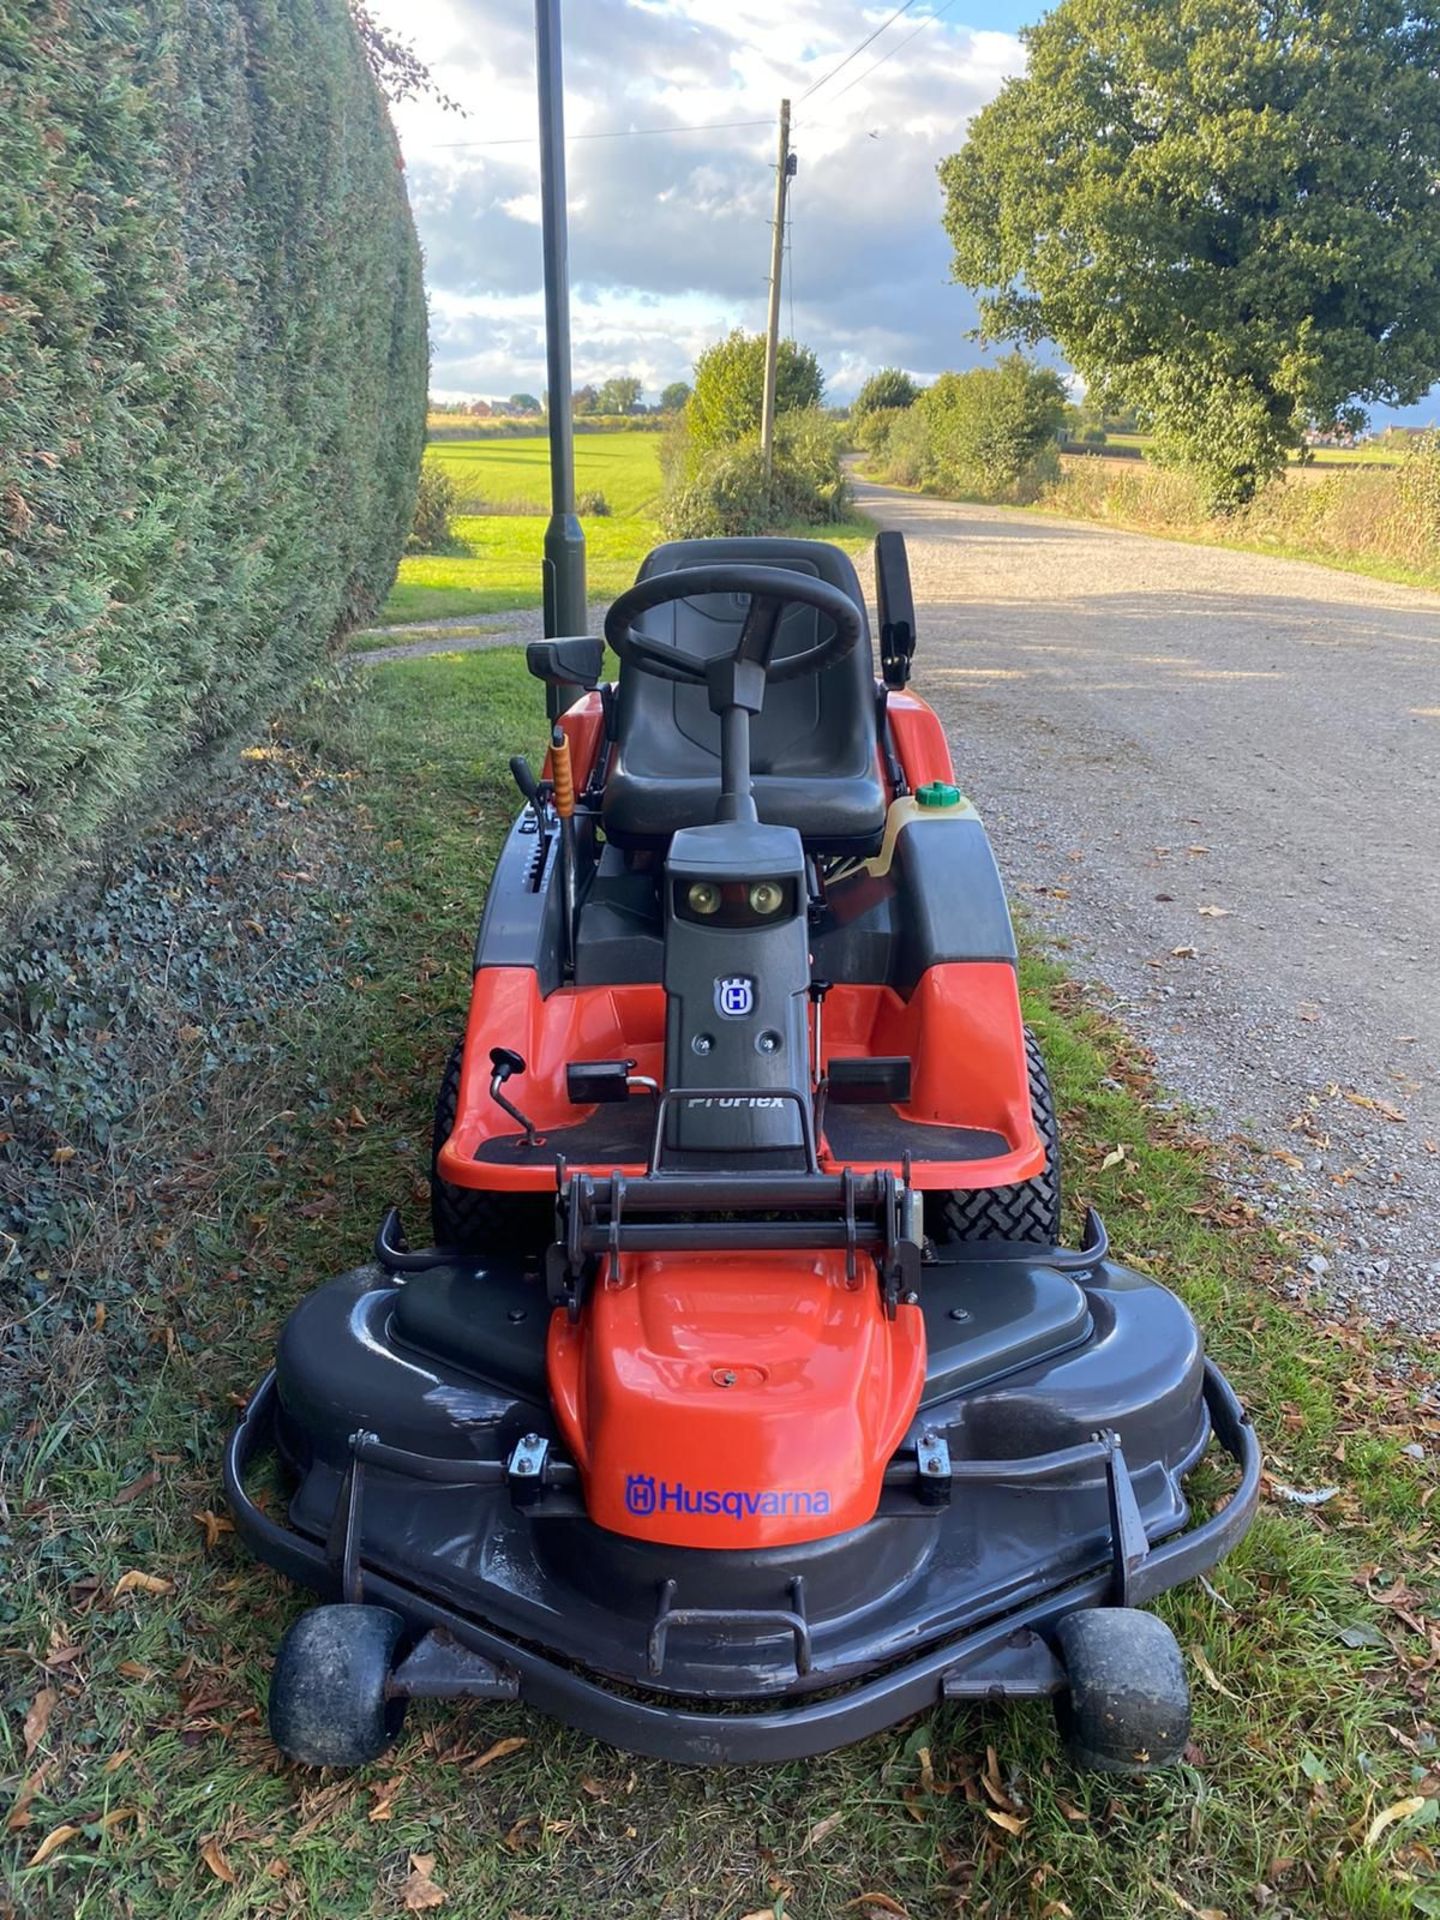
<box><xmin>624</xmin><ymin>1476</ymin><xmax>832</xmax><ymax>1520</ymax></box>
<box><xmin>715</xmin><ymin>975</ymin><xmax>755</xmax><ymax>1019</ymax></box>
<box><xmin>625</xmin><ymin>1473</ymin><xmax>657</xmax><ymax>1515</ymax></box>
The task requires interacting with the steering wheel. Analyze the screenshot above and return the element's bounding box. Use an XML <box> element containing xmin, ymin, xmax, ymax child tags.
<box><xmin>603</xmin><ymin>564</ymin><xmax>864</xmax><ymax>691</ymax></box>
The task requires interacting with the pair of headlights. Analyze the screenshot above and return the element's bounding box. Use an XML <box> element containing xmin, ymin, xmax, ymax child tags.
<box><xmin>687</xmin><ymin>879</ymin><xmax>786</xmax><ymax>917</ymax></box>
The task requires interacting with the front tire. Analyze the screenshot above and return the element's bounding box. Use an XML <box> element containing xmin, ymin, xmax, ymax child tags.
<box><xmin>933</xmin><ymin>1027</ymin><xmax>1060</xmax><ymax>1244</ymax></box>
<box><xmin>269</xmin><ymin>1604</ymin><xmax>407</xmax><ymax>1769</ymax></box>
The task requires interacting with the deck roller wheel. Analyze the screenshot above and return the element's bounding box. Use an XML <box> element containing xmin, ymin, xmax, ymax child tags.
<box><xmin>268</xmin><ymin>1604</ymin><xmax>407</xmax><ymax>1769</ymax></box>
<box><xmin>1053</xmin><ymin>1607</ymin><xmax>1191</xmax><ymax>1774</ymax></box>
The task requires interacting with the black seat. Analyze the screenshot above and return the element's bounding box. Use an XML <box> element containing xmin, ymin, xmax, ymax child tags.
<box><xmin>602</xmin><ymin>537</ymin><xmax>887</xmax><ymax>854</ymax></box>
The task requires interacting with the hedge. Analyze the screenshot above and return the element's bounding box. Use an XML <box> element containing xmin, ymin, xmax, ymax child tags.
<box><xmin>0</xmin><ymin>0</ymin><xmax>427</xmax><ymax>918</ymax></box>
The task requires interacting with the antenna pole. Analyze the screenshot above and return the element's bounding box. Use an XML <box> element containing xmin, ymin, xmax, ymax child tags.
<box><xmin>535</xmin><ymin>0</ymin><xmax>586</xmax><ymax>704</ymax></box>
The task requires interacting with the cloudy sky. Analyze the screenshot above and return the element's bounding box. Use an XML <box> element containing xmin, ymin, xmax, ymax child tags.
<box><xmin>372</xmin><ymin>0</ymin><xmax>1438</xmax><ymax>424</ymax></box>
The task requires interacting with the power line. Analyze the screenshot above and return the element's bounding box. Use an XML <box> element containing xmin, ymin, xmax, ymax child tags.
<box><xmin>799</xmin><ymin>0</ymin><xmax>924</xmax><ymax>104</ymax></box>
<box><xmin>825</xmin><ymin>0</ymin><xmax>964</xmax><ymax>104</ymax></box>
<box><xmin>429</xmin><ymin>116</ymin><xmax>773</xmax><ymax>152</ymax></box>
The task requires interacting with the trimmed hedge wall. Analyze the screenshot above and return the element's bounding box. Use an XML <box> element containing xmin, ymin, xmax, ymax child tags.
<box><xmin>0</xmin><ymin>0</ymin><xmax>427</xmax><ymax>916</ymax></box>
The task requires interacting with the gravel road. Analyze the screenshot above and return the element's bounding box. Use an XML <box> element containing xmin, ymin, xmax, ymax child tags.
<box><xmin>852</xmin><ymin>478</ymin><xmax>1440</xmax><ymax>1338</ymax></box>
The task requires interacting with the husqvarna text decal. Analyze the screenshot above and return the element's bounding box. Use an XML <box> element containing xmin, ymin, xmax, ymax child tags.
<box><xmin>625</xmin><ymin>1474</ymin><xmax>831</xmax><ymax>1520</ymax></box>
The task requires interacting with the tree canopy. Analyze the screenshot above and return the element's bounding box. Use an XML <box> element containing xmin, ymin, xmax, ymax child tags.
<box><xmin>686</xmin><ymin>331</ymin><xmax>824</xmax><ymax>450</ymax></box>
<box><xmin>660</xmin><ymin>380</ymin><xmax>693</xmax><ymax>412</ymax></box>
<box><xmin>853</xmin><ymin>368</ymin><xmax>920</xmax><ymax>419</ymax></box>
<box><xmin>940</xmin><ymin>0</ymin><xmax>1440</xmax><ymax>505</ymax></box>
<box><xmin>596</xmin><ymin>374</ymin><xmax>643</xmax><ymax>415</ymax></box>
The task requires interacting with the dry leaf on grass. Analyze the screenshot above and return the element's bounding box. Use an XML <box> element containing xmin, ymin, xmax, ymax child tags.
<box><xmin>1191</xmin><ymin>1649</ymin><xmax>1239</xmax><ymax>1699</ymax></box>
<box><xmin>983</xmin><ymin>1807</ymin><xmax>1028</xmax><ymax>1835</ymax></box>
<box><xmin>29</xmin><ymin>1824</ymin><xmax>81</xmax><ymax>1867</ymax></box>
<box><xmin>112</xmin><ymin>1569</ymin><xmax>175</xmax><ymax>1599</ymax></box>
<box><xmin>1363</xmin><ymin>1796</ymin><xmax>1429</xmax><ymax>1847</ymax></box>
<box><xmin>843</xmin><ymin>1896</ymin><xmax>909</xmax><ymax>1918</ymax></box>
<box><xmin>400</xmin><ymin>1852</ymin><xmax>448</xmax><ymax>1910</ymax></box>
<box><xmin>23</xmin><ymin>1687</ymin><xmax>57</xmax><ymax>1759</ymax></box>
<box><xmin>200</xmin><ymin>1837</ymin><xmax>237</xmax><ymax>1883</ymax></box>
<box><xmin>467</xmin><ymin>1735</ymin><xmax>527</xmax><ymax>1770</ymax></box>
<box><xmin>1100</xmin><ymin>1144</ymin><xmax>1128</xmax><ymax>1171</ymax></box>
<box><xmin>193</xmin><ymin>1509</ymin><xmax>234</xmax><ymax>1550</ymax></box>
<box><xmin>802</xmin><ymin>1810</ymin><xmax>844</xmax><ymax>1851</ymax></box>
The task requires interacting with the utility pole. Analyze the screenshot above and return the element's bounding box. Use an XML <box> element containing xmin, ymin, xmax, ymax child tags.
<box><xmin>759</xmin><ymin>98</ymin><xmax>792</xmax><ymax>480</ymax></box>
<box><xmin>535</xmin><ymin>0</ymin><xmax>586</xmax><ymax>689</ymax></box>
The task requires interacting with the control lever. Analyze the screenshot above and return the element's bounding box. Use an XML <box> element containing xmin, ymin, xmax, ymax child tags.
<box><xmin>488</xmin><ymin>1046</ymin><xmax>540</xmax><ymax>1147</ymax></box>
<box><xmin>509</xmin><ymin>754</ymin><xmax>539</xmax><ymax>803</ymax></box>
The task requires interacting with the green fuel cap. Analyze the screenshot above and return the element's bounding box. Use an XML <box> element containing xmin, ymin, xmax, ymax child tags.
<box><xmin>915</xmin><ymin>781</ymin><xmax>962</xmax><ymax>809</ymax></box>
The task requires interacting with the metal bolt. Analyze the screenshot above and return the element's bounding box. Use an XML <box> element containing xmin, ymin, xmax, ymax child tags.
<box><xmin>756</xmin><ymin>1030</ymin><xmax>781</xmax><ymax>1054</ymax></box>
<box><xmin>948</xmin><ymin>1306</ymin><xmax>971</xmax><ymax>1322</ymax></box>
<box><xmin>692</xmin><ymin>1033</ymin><xmax>713</xmax><ymax>1055</ymax></box>
<box><xmin>507</xmin><ymin>1308</ymin><xmax>527</xmax><ymax>1322</ymax></box>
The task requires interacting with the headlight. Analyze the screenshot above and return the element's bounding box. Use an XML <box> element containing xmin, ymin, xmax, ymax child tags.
<box><xmin>687</xmin><ymin>880</ymin><xmax>722</xmax><ymax>915</ymax></box>
<box><xmin>748</xmin><ymin>881</ymin><xmax>784</xmax><ymax>915</ymax></box>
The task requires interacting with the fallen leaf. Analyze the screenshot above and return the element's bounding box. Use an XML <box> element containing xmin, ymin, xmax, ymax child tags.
<box><xmin>1191</xmin><ymin>1649</ymin><xmax>1239</xmax><ymax>1699</ymax></box>
<box><xmin>1171</xmin><ymin>944</ymin><xmax>1197</xmax><ymax>958</ymax></box>
<box><xmin>115</xmin><ymin>1470</ymin><xmax>159</xmax><ymax>1505</ymax></box>
<box><xmin>802</xmin><ymin>1810</ymin><xmax>844</xmax><ymax>1851</ymax></box>
<box><xmin>23</xmin><ymin>1687</ymin><xmax>57</xmax><ymax>1758</ymax></box>
<box><xmin>1163</xmin><ymin>1891</ymin><xmax>1227</xmax><ymax>1920</ymax></box>
<box><xmin>29</xmin><ymin>1824</ymin><xmax>81</xmax><ymax>1867</ymax></box>
<box><xmin>1269</xmin><ymin>1482</ymin><xmax>1339</xmax><ymax>1508</ymax></box>
<box><xmin>200</xmin><ymin>1837</ymin><xmax>236</xmax><ymax>1884</ymax></box>
<box><xmin>192</xmin><ymin>1509</ymin><xmax>234</xmax><ymax>1551</ymax></box>
<box><xmin>1100</xmin><ymin>1144</ymin><xmax>1128</xmax><ymax>1172</ymax></box>
<box><xmin>400</xmin><ymin>1852</ymin><xmax>448</xmax><ymax>1910</ymax></box>
<box><xmin>113</xmin><ymin>1569</ymin><xmax>175</xmax><ymax>1598</ymax></box>
<box><xmin>1336</xmin><ymin>1624</ymin><xmax>1389</xmax><ymax>1649</ymax></box>
<box><xmin>983</xmin><ymin>1807</ymin><xmax>1028</xmax><ymax>1835</ymax></box>
<box><xmin>51</xmin><ymin>1145</ymin><xmax>77</xmax><ymax>1165</ymax></box>
<box><xmin>369</xmin><ymin>1777</ymin><xmax>403</xmax><ymax>1822</ymax></box>
<box><xmin>1197</xmin><ymin>904</ymin><xmax>1232</xmax><ymax>918</ymax></box>
<box><xmin>843</xmin><ymin>1897</ymin><xmax>909</xmax><ymax>1917</ymax></box>
<box><xmin>467</xmin><ymin>1735</ymin><xmax>527</xmax><ymax>1770</ymax></box>
<box><xmin>1055</xmin><ymin>1792</ymin><xmax>1088</xmax><ymax>1822</ymax></box>
<box><xmin>1364</xmin><ymin>1795</ymin><xmax>1429</xmax><ymax>1847</ymax></box>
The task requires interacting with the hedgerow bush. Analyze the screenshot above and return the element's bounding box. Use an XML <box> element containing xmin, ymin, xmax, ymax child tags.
<box><xmin>0</xmin><ymin>0</ymin><xmax>427</xmax><ymax>920</ymax></box>
<box><xmin>861</xmin><ymin>356</ymin><xmax>1067</xmax><ymax>503</ymax></box>
<box><xmin>408</xmin><ymin>466</ymin><xmax>461</xmax><ymax>554</ymax></box>
<box><xmin>660</xmin><ymin>409</ymin><xmax>850</xmax><ymax>539</ymax></box>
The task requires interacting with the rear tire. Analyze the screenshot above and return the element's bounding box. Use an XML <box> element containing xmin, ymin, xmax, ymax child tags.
<box><xmin>269</xmin><ymin>1604</ymin><xmax>407</xmax><ymax>1769</ymax></box>
<box><xmin>932</xmin><ymin>1027</ymin><xmax>1060</xmax><ymax>1244</ymax></box>
<box><xmin>1053</xmin><ymin>1608</ymin><xmax>1191</xmax><ymax>1774</ymax></box>
<box><xmin>430</xmin><ymin>1040</ymin><xmax>552</xmax><ymax>1256</ymax></box>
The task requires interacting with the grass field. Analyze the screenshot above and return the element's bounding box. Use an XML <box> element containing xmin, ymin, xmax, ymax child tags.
<box><xmin>1085</xmin><ymin>432</ymin><xmax>1406</xmax><ymax>468</ymax></box>
<box><xmin>378</xmin><ymin>431</ymin><xmax>871</xmax><ymax>630</ymax></box>
<box><xmin>5</xmin><ymin>646</ymin><xmax>1437</xmax><ymax>1920</ymax></box>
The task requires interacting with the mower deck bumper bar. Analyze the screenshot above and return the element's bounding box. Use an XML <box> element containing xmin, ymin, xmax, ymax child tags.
<box><xmin>225</xmin><ymin>1360</ymin><xmax>1259</xmax><ymax>1765</ymax></box>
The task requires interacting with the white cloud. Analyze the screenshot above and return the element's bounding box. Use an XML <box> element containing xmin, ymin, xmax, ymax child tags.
<box><xmin>370</xmin><ymin>0</ymin><xmax>1029</xmax><ymax>400</ymax></box>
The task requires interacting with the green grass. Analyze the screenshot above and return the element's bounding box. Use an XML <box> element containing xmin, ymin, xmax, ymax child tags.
<box><xmin>377</xmin><ymin>431</ymin><xmax>874</xmax><ymax>630</ymax></box>
<box><xmin>428</xmin><ymin>430</ymin><xmax>665</xmax><ymax>517</ymax></box>
<box><xmin>5</xmin><ymin>646</ymin><xmax>1436</xmax><ymax>1919</ymax></box>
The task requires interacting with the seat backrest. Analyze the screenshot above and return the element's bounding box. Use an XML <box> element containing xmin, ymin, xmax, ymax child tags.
<box><xmin>616</xmin><ymin>538</ymin><xmax>877</xmax><ymax>783</ymax></box>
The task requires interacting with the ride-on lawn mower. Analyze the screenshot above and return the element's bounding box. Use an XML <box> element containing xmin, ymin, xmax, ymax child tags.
<box><xmin>227</xmin><ymin>534</ymin><xmax>1259</xmax><ymax>1772</ymax></box>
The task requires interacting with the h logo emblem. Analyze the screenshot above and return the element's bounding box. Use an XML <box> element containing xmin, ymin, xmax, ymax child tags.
<box><xmin>715</xmin><ymin>976</ymin><xmax>755</xmax><ymax>1019</ymax></box>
